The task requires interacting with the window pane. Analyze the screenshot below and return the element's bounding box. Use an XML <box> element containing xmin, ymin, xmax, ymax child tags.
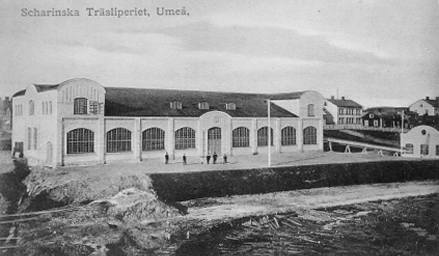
<box><xmin>67</xmin><ymin>128</ymin><xmax>94</xmax><ymax>154</ymax></box>
<box><xmin>106</xmin><ymin>128</ymin><xmax>132</xmax><ymax>152</ymax></box>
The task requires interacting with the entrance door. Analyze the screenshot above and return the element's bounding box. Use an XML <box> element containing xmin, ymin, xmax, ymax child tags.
<box><xmin>208</xmin><ymin>127</ymin><xmax>221</xmax><ymax>155</ymax></box>
<box><xmin>46</xmin><ymin>142</ymin><xmax>53</xmax><ymax>165</ymax></box>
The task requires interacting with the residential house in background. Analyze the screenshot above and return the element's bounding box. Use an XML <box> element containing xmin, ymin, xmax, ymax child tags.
<box><xmin>409</xmin><ymin>96</ymin><xmax>439</xmax><ymax>116</ymax></box>
<box><xmin>12</xmin><ymin>78</ymin><xmax>325</xmax><ymax>167</ymax></box>
<box><xmin>324</xmin><ymin>96</ymin><xmax>363</xmax><ymax>127</ymax></box>
<box><xmin>402</xmin><ymin>125</ymin><xmax>439</xmax><ymax>158</ymax></box>
<box><xmin>361</xmin><ymin>107</ymin><xmax>413</xmax><ymax>129</ymax></box>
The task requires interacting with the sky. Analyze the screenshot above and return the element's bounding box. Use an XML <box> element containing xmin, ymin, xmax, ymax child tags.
<box><xmin>0</xmin><ymin>0</ymin><xmax>438</xmax><ymax>108</ymax></box>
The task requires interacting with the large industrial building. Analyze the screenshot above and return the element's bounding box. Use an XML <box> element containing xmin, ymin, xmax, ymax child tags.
<box><xmin>12</xmin><ymin>78</ymin><xmax>324</xmax><ymax>167</ymax></box>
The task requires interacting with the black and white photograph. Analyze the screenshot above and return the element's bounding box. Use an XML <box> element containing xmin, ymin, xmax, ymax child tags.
<box><xmin>0</xmin><ymin>0</ymin><xmax>438</xmax><ymax>255</ymax></box>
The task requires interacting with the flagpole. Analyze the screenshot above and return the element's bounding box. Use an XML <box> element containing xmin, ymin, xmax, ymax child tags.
<box><xmin>400</xmin><ymin>110</ymin><xmax>404</xmax><ymax>155</ymax></box>
<box><xmin>267</xmin><ymin>99</ymin><xmax>271</xmax><ymax>167</ymax></box>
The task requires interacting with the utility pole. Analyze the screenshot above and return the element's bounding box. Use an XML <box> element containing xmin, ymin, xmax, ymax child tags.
<box><xmin>400</xmin><ymin>110</ymin><xmax>404</xmax><ymax>155</ymax></box>
<box><xmin>267</xmin><ymin>99</ymin><xmax>271</xmax><ymax>167</ymax></box>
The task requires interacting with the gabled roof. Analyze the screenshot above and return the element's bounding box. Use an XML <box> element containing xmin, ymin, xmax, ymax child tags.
<box><xmin>424</xmin><ymin>99</ymin><xmax>439</xmax><ymax>108</ymax></box>
<box><xmin>326</xmin><ymin>98</ymin><xmax>362</xmax><ymax>108</ymax></box>
<box><xmin>104</xmin><ymin>87</ymin><xmax>299</xmax><ymax>118</ymax></box>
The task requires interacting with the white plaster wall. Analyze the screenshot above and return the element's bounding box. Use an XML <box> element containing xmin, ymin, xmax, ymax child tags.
<box><xmin>409</xmin><ymin>100</ymin><xmax>435</xmax><ymax>116</ymax></box>
<box><xmin>402</xmin><ymin>125</ymin><xmax>439</xmax><ymax>158</ymax></box>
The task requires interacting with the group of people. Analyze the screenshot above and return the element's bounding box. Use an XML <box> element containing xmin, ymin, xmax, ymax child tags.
<box><xmin>164</xmin><ymin>152</ymin><xmax>228</xmax><ymax>165</ymax></box>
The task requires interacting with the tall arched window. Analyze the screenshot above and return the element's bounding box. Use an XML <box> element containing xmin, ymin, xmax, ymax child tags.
<box><xmin>175</xmin><ymin>127</ymin><xmax>196</xmax><ymax>150</ymax></box>
<box><xmin>29</xmin><ymin>100</ymin><xmax>34</xmax><ymax>115</ymax></box>
<box><xmin>232</xmin><ymin>127</ymin><xmax>250</xmax><ymax>147</ymax></box>
<box><xmin>142</xmin><ymin>128</ymin><xmax>165</xmax><ymax>151</ymax></box>
<box><xmin>281</xmin><ymin>126</ymin><xmax>296</xmax><ymax>146</ymax></box>
<box><xmin>307</xmin><ymin>104</ymin><xmax>315</xmax><ymax>117</ymax></box>
<box><xmin>303</xmin><ymin>126</ymin><xmax>317</xmax><ymax>145</ymax></box>
<box><xmin>107</xmin><ymin>128</ymin><xmax>131</xmax><ymax>152</ymax></box>
<box><xmin>405</xmin><ymin>143</ymin><xmax>414</xmax><ymax>154</ymax></box>
<box><xmin>33</xmin><ymin>128</ymin><xmax>37</xmax><ymax>150</ymax></box>
<box><xmin>27</xmin><ymin>127</ymin><xmax>31</xmax><ymax>150</ymax></box>
<box><xmin>74</xmin><ymin>98</ymin><xmax>88</xmax><ymax>114</ymax></box>
<box><xmin>257</xmin><ymin>127</ymin><xmax>273</xmax><ymax>146</ymax></box>
<box><xmin>67</xmin><ymin>128</ymin><xmax>94</xmax><ymax>154</ymax></box>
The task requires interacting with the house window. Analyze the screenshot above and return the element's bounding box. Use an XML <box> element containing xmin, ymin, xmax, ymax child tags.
<box><xmin>49</xmin><ymin>102</ymin><xmax>52</xmax><ymax>114</ymax></box>
<box><xmin>303</xmin><ymin>126</ymin><xmax>317</xmax><ymax>145</ymax></box>
<box><xmin>33</xmin><ymin>128</ymin><xmax>37</xmax><ymax>150</ymax></box>
<box><xmin>257</xmin><ymin>127</ymin><xmax>273</xmax><ymax>146</ymax></box>
<box><xmin>281</xmin><ymin>126</ymin><xmax>296</xmax><ymax>146</ymax></box>
<box><xmin>27</xmin><ymin>127</ymin><xmax>31</xmax><ymax>150</ymax></box>
<box><xmin>373</xmin><ymin>120</ymin><xmax>379</xmax><ymax>126</ymax></box>
<box><xmin>42</xmin><ymin>102</ymin><xmax>45</xmax><ymax>114</ymax></box>
<box><xmin>405</xmin><ymin>143</ymin><xmax>414</xmax><ymax>154</ymax></box>
<box><xmin>356</xmin><ymin>109</ymin><xmax>361</xmax><ymax>115</ymax></box>
<box><xmin>338</xmin><ymin>118</ymin><xmax>344</xmax><ymax>124</ymax></box>
<box><xmin>175</xmin><ymin>127</ymin><xmax>196</xmax><ymax>150</ymax></box>
<box><xmin>74</xmin><ymin>98</ymin><xmax>88</xmax><ymax>114</ymax></box>
<box><xmin>232</xmin><ymin>127</ymin><xmax>249</xmax><ymax>147</ymax></box>
<box><xmin>420</xmin><ymin>144</ymin><xmax>429</xmax><ymax>155</ymax></box>
<box><xmin>45</xmin><ymin>102</ymin><xmax>49</xmax><ymax>114</ymax></box>
<box><xmin>142</xmin><ymin>128</ymin><xmax>165</xmax><ymax>151</ymax></box>
<box><xmin>436</xmin><ymin>145</ymin><xmax>439</xmax><ymax>156</ymax></box>
<box><xmin>307</xmin><ymin>104</ymin><xmax>315</xmax><ymax>117</ymax></box>
<box><xmin>198</xmin><ymin>102</ymin><xmax>209</xmax><ymax>110</ymax></box>
<box><xmin>226</xmin><ymin>103</ymin><xmax>236</xmax><ymax>110</ymax></box>
<box><xmin>339</xmin><ymin>108</ymin><xmax>343</xmax><ymax>115</ymax></box>
<box><xmin>29</xmin><ymin>100</ymin><xmax>34</xmax><ymax>115</ymax></box>
<box><xmin>67</xmin><ymin>128</ymin><xmax>94</xmax><ymax>154</ymax></box>
<box><xmin>170</xmin><ymin>101</ymin><xmax>183</xmax><ymax>110</ymax></box>
<box><xmin>107</xmin><ymin>128</ymin><xmax>132</xmax><ymax>152</ymax></box>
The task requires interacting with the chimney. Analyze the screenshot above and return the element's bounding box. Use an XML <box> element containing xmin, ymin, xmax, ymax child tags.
<box><xmin>341</xmin><ymin>96</ymin><xmax>345</xmax><ymax>100</ymax></box>
<box><xmin>331</xmin><ymin>96</ymin><xmax>334</xmax><ymax>100</ymax></box>
<box><xmin>426</xmin><ymin>96</ymin><xmax>430</xmax><ymax>100</ymax></box>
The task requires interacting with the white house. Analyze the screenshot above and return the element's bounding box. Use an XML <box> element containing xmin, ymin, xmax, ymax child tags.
<box><xmin>12</xmin><ymin>78</ymin><xmax>325</xmax><ymax>167</ymax></box>
<box><xmin>409</xmin><ymin>97</ymin><xmax>439</xmax><ymax>116</ymax></box>
<box><xmin>324</xmin><ymin>96</ymin><xmax>363</xmax><ymax>126</ymax></box>
<box><xmin>402</xmin><ymin>125</ymin><xmax>439</xmax><ymax>158</ymax></box>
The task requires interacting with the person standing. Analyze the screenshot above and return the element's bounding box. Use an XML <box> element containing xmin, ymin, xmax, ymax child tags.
<box><xmin>206</xmin><ymin>154</ymin><xmax>211</xmax><ymax>164</ymax></box>
<box><xmin>223</xmin><ymin>154</ymin><xmax>227</xmax><ymax>164</ymax></box>
<box><xmin>183</xmin><ymin>154</ymin><xmax>187</xmax><ymax>165</ymax></box>
<box><xmin>213</xmin><ymin>152</ymin><xmax>218</xmax><ymax>164</ymax></box>
<box><xmin>165</xmin><ymin>151</ymin><xmax>169</xmax><ymax>164</ymax></box>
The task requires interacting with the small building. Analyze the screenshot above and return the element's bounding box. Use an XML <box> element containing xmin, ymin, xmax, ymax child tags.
<box><xmin>401</xmin><ymin>125</ymin><xmax>439</xmax><ymax>158</ymax></box>
<box><xmin>362</xmin><ymin>107</ymin><xmax>411</xmax><ymax>129</ymax></box>
<box><xmin>12</xmin><ymin>78</ymin><xmax>325</xmax><ymax>167</ymax></box>
<box><xmin>409</xmin><ymin>96</ymin><xmax>439</xmax><ymax>116</ymax></box>
<box><xmin>324</xmin><ymin>96</ymin><xmax>363</xmax><ymax>126</ymax></box>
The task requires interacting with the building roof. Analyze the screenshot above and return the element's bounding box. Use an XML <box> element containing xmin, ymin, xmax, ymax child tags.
<box><xmin>326</xmin><ymin>98</ymin><xmax>362</xmax><ymax>108</ymax></box>
<box><xmin>424</xmin><ymin>99</ymin><xmax>439</xmax><ymax>108</ymax></box>
<box><xmin>105</xmin><ymin>87</ymin><xmax>300</xmax><ymax>118</ymax></box>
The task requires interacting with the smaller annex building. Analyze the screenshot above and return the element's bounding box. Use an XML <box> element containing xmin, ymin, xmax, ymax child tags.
<box><xmin>12</xmin><ymin>78</ymin><xmax>325</xmax><ymax>167</ymax></box>
<box><xmin>402</xmin><ymin>125</ymin><xmax>439</xmax><ymax>158</ymax></box>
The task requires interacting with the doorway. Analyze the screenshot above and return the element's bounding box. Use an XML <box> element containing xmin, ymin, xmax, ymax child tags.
<box><xmin>208</xmin><ymin>127</ymin><xmax>221</xmax><ymax>155</ymax></box>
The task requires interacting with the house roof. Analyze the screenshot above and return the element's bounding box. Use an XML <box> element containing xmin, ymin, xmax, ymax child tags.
<box><xmin>424</xmin><ymin>99</ymin><xmax>439</xmax><ymax>108</ymax></box>
<box><xmin>327</xmin><ymin>98</ymin><xmax>362</xmax><ymax>108</ymax></box>
<box><xmin>104</xmin><ymin>87</ymin><xmax>300</xmax><ymax>118</ymax></box>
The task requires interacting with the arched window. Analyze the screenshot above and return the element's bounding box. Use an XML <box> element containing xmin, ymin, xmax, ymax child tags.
<box><xmin>67</xmin><ymin>128</ymin><xmax>94</xmax><ymax>154</ymax></box>
<box><xmin>142</xmin><ymin>128</ymin><xmax>165</xmax><ymax>151</ymax></box>
<box><xmin>27</xmin><ymin>127</ymin><xmax>31</xmax><ymax>150</ymax></box>
<box><xmin>107</xmin><ymin>128</ymin><xmax>131</xmax><ymax>152</ymax></box>
<box><xmin>74</xmin><ymin>98</ymin><xmax>88</xmax><ymax>114</ymax></box>
<box><xmin>405</xmin><ymin>143</ymin><xmax>414</xmax><ymax>154</ymax></box>
<box><xmin>175</xmin><ymin>127</ymin><xmax>196</xmax><ymax>150</ymax></box>
<box><xmin>33</xmin><ymin>128</ymin><xmax>37</xmax><ymax>150</ymax></box>
<box><xmin>420</xmin><ymin>144</ymin><xmax>429</xmax><ymax>155</ymax></box>
<box><xmin>307</xmin><ymin>104</ymin><xmax>315</xmax><ymax>117</ymax></box>
<box><xmin>257</xmin><ymin>127</ymin><xmax>273</xmax><ymax>146</ymax></box>
<box><xmin>303</xmin><ymin>126</ymin><xmax>317</xmax><ymax>145</ymax></box>
<box><xmin>281</xmin><ymin>126</ymin><xmax>296</xmax><ymax>146</ymax></box>
<box><xmin>232</xmin><ymin>127</ymin><xmax>250</xmax><ymax>147</ymax></box>
<box><xmin>29</xmin><ymin>100</ymin><xmax>34</xmax><ymax>115</ymax></box>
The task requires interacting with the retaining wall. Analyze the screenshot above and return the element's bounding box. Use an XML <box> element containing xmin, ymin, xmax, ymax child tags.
<box><xmin>149</xmin><ymin>160</ymin><xmax>439</xmax><ymax>202</ymax></box>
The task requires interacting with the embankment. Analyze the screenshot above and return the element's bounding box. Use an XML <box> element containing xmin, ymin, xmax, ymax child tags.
<box><xmin>150</xmin><ymin>160</ymin><xmax>439</xmax><ymax>202</ymax></box>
